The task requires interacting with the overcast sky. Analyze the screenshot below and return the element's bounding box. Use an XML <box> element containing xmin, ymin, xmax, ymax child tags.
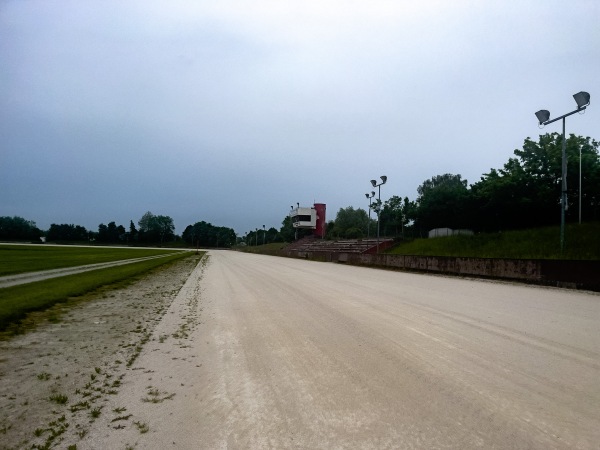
<box><xmin>1</xmin><ymin>1</ymin><xmax>598</xmax><ymax>235</ymax></box>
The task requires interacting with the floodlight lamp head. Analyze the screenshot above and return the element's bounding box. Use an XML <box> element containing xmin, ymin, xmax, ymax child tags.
<box><xmin>535</xmin><ymin>110</ymin><xmax>550</xmax><ymax>125</ymax></box>
<box><xmin>370</xmin><ymin>179</ymin><xmax>377</xmax><ymax>187</ymax></box>
<box><xmin>380</xmin><ymin>175</ymin><xmax>387</xmax><ymax>184</ymax></box>
<box><xmin>365</xmin><ymin>193</ymin><xmax>369</xmax><ymax>199</ymax></box>
<box><xmin>371</xmin><ymin>191</ymin><xmax>375</xmax><ymax>197</ymax></box>
<box><xmin>573</xmin><ymin>91</ymin><xmax>590</xmax><ymax>108</ymax></box>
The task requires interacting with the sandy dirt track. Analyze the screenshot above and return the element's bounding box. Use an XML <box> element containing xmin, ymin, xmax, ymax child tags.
<box><xmin>77</xmin><ymin>250</ymin><xmax>599</xmax><ymax>450</ymax></box>
<box><xmin>2</xmin><ymin>250</ymin><xmax>599</xmax><ymax>449</ymax></box>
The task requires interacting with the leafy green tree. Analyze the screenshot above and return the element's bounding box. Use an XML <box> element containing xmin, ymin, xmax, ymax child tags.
<box><xmin>128</xmin><ymin>220</ymin><xmax>138</xmax><ymax>243</ymax></box>
<box><xmin>471</xmin><ymin>133</ymin><xmax>600</xmax><ymax>231</ymax></box>
<box><xmin>332</xmin><ymin>206</ymin><xmax>370</xmax><ymax>238</ymax></box>
<box><xmin>279</xmin><ymin>216</ymin><xmax>294</xmax><ymax>242</ymax></box>
<box><xmin>380</xmin><ymin>195</ymin><xmax>414</xmax><ymax>237</ymax></box>
<box><xmin>137</xmin><ymin>211</ymin><xmax>175</xmax><ymax>244</ymax></box>
<box><xmin>414</xmin><ymin>174</ymin><xmax>470</xmax><ymax>232</ymax></box>
<box><xmin>182</xmin><ymin>221</ymin><xmax>236</xmax><ymax>248</ymax></box>
<box><xmin>97</xmin><ymin>223</ymin><xmax>108</xmax><ymax>242</ymax></box>
<box><xmin>344</xmin><ymin>227</ymin><xmax>363</xmax><ymax>239</ymax></box>
<box><xmin>154</xmin><ymin>215</ymin><xmax>175</xmax><ymax>244</ymax></box>
<box><xmin>266</xmin><ymin>227</ymin><xmax>280</xmax><ymax>243</ymax></box>
<box><xmin>47</xmin><ymin>224</ymin><xmax>89</xmax><ymax>242</ymax></box>
<box><xmin>0</xmin><ymin>216</ymin><xmax>42</xmax><ymax>241</ymax></box>
<box><xmin>323</xmin><ymin>221</ymin><xmax>337</xmax><ymax>239</ymax></box>
<box><xmin>97</xmin><ymin>221</ymin><xmax>125</xmax><ymax>243</ymax></box>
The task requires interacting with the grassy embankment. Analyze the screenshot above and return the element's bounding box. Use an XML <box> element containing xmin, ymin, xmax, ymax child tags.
<box><xmin>389</xmin><ymin>222</ymin><xmax>600</xmax><ymax>260</ymax></box>
<box><xmin>0</xmin><ymin>245</ymin><xmax>200</xmax><ymax>331</ymax></box>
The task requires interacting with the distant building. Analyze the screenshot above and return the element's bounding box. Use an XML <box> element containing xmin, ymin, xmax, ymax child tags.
<box><xmin>290</xmin><ymin>203</ymin><xmax>326</xmax><ymax>238</ymax></box>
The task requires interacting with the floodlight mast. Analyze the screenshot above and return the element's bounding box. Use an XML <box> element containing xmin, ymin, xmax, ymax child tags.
<box><xmin>370</xmin><ymin>176</ymin><xmax>387</xmax><ymax>253</ymax></box>
<box><xmin>365</xmin><ymin>191</ymin><xmax>375</xmax><ymax>238</ymax></box>
<box><xmin>535</xmin><ymin>91</ymin><xmax>590</xmax><ymax>252</ymax></box>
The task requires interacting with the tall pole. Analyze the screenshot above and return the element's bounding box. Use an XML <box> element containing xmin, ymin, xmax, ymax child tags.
<box><xmin>262</xmin><ymin>225</ymin><xmax>266</xmax><ymax>245</ymax></box>
<box><xmin>535</xmin><ymin>92</ymin><xmax>590</xmax><ymax>254</ymax></box>
<box><xmin>376</xmin><ymin>185</ymin><xmax>381</xmax><ymax>253</ymax></box>
<box><xmin>561</xmin><ymin>118</ymin><xmax>566</xmax><ymax>252</ymax></box>
<box><xmin>579</xmin><ymin>145</ymin><xmax>582</xmax><ymax>224</ymax></box>
<box><xmin>368</xmin><ymin>198</ymin><xmax>371</xmax><ymax>239</ymax></box>
<box><xmin>370</xmin><ymin>176</ymin><xmax>387</xmax><ymax>254</ymax></box>
<box><xmin>365</xmin><ymin>192</ymin><xmax>374</xmax><ymax>239</ymax></box>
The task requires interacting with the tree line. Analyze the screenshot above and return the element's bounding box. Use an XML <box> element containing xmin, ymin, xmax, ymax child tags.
<box><xmin>269</xmin><ymin>132</ymin><xmax>599</xmax><ymax>241</ymax></box>
<box><xmin>326</xmin><ymin>133</ymin><xmax>600</xmax><ymax>239</ymax></box>
<box><xmin>1</xmin><ymin>211</ymin><xmax>237</xmax><ymax>248</ymax></box>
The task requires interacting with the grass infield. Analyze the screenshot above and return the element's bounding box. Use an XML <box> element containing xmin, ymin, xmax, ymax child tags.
<box><xmin>0</xmin><ymin>250</ymin><xmax>200</xmax><ymax>331</ymax></box>
<box><xmin>0</xmin><ymin>244</ymin><xmax>180</xmax><ymax>276</ymax></box>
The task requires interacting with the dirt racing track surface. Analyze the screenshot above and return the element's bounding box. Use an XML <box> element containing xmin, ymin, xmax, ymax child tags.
<box><xmin>1</xmin><ymin>250</ymin><xmax>599</xmax><ymax>449</ymax></box>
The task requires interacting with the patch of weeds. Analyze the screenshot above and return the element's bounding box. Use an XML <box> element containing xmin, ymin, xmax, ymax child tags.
<box><xmin>113</xmin><ymin>406</ymin><xmax>127</xmax><ymax>413</ymax></box>
<box><xmin>90</xmin><ymin>406</ymin><xmax>102</xmax><ymax>419</ymax></box>
<box><xmin>35</xmin><ymin>420</ymin><xmax>69</xmax><ymax>449</ymax></box>
<box><xmin>49</xmin><ymin>393</ymin><xmax>68</xmax><ymax>405</ymax></box>
<box><xmin>159</xmin><ymin>334</ymin><xmax>168</xmax><ymax>343</ymax></box>
<box><xmin>76</xmin><ymin>428</ymin><xmax>88</xmax><ymax>439</ymax></box>
<box><xmin>37</xmin><ymin>372</ymin><xmax>51</xmax><ymax>381</ymax></box>
<box><xmin>134</xmin><ymin>421</ymin><xmax>149</xmax><ymax>434</ymax></box>
<box><xmin>34</xmin><ymin>427</ymin><xmax>47</xmax><ymax>437</ymax></box>
<box><xmin>94</xmin><ymin>367</ymin><xmax>102</xmax><ymax>374</ymax></box>
<box><xmin>70</xmin><ymin>401</ymin><xmax>90</xmax><ymax>412</ymax></box>
<box><xmin>67</xmin><ymin>445</ymin><xmax>77</xmax><ymax>450</ymax></box>
<box><xmin>142</xmin><ymin>386</ymin><xmax>175</xmax><ymax>403</ymax></box>
<box><xmin>126</xmin><ymin>345</ymin><xmax>144</xmax><ymax>367</ymax></box>
<box><xmin>172</xmin><ymin>323</ymin><xmax>190</xmax><ymax>339</ymax></box>
<box><xmin>111</xmin><ymin>414</ymin><xmax>132</xmax><ymax>422</ymax></box>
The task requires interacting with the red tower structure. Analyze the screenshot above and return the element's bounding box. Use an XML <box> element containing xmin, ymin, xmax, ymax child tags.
<box><xmin>290</xmin><ymin>203</ymin><xmax>327</xmax><ymax>238</ymax></box>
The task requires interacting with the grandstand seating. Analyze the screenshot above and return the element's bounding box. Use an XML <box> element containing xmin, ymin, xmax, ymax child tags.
<box><xmin>285</xmin><ymin>236</ymin><xmax>395</xmax><ymax>254</ymax></box>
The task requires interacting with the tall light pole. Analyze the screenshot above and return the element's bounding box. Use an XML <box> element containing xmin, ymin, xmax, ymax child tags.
<box><xmin>365</xmin><ymin>191</ymin><xmax>375</xmax><ymax>239</ymax></box>
<box><xmin>370</xmin><ymin>175</ymin><xmax>387</xmax><ymax>253</ymax></box>
<box><xmin>535</xmin><ymin>91</ymin><xmax>590</xmax><ymax>252</ymax></box>
<box><xmin>579</xmin><ymin>144</ymin><xmax>583</xmax><ymax>225</ymax></box>
<box><xmin>262</xmin><ymin>225</ymin><xmax>266</xmax><ymax>245</ymax></box>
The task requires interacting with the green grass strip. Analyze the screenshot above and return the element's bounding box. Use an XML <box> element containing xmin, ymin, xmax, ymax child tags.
<box><xmin>0</xmin><ymin>245</ymin><xmax>182</xmax><ymax>276</ymax></box>
<box><xmin>0</xmin><ymin>251</ymin><xmax>199</xmax><ymax>331</ymax></box>
<box><xmin>389</xmin><ymin>222</ymin><xmax>600</xmax><ymax>260</ymax></box>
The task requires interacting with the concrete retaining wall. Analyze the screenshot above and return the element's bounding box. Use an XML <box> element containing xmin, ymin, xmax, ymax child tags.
<box><xmin>282</xmin><ymin>249</ymin><xmax>600</xmax><ymax>291</ymax></box>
